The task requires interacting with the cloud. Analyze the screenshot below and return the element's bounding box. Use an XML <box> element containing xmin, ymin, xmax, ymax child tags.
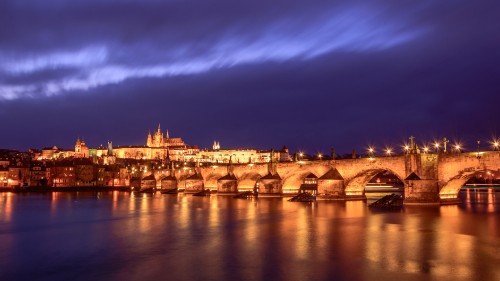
<box><xmin>1</xmin><ymin>46</ymin><xmax>108</xmax><ymax>74</ymax></box>
<box><xmin>0</xmin><ymin>6</ymin><xmax>425</xmax><ymax>100</ymax></box>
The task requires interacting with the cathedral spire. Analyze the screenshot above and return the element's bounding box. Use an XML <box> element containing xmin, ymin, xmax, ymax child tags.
<box><xmin>166</xmin><ymin>129</ymin><xmax>169</xmax><ymax>139</ymax></box>
<box><xmin>147</xmin><ymin>130</ymin><xmax>152</xmax><ymax>146</ymax></box>
<box><xmin>157</xmin><ymin>123</ymin><xmax>161</xmax><ymax>133</ymax></box>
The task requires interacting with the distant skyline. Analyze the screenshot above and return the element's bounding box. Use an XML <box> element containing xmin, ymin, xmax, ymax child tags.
<box><xmin>1</xmin><ymin>0</ymin><xmax>499</xmax><ymax>153</ymax></box>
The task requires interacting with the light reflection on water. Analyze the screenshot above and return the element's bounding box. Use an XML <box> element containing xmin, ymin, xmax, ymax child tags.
<box><xmin>0</xmin><ymin>190</ymin><xmax>498</xmax><ymax>281</ymax></box>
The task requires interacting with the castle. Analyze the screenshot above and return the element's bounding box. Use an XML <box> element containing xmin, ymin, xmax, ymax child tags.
<box><xmin>37</xmin><ymin>124</ymin><xmax>287</xmax><ymax>163</ymax></box>
<box><xmin>146</xmin><ymin>124</ymin><xmax>187</xmax><ymax>149</ymax></box>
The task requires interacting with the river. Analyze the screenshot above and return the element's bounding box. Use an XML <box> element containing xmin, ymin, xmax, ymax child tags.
<box><xmin>0</xmin><ymin>190</ymin><xmax>498</xmax><ymax>281</ymax></box>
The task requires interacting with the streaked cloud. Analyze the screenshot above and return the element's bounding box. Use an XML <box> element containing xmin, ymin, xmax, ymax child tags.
<box><xmin>1</xmin><ymin>46</ymin><xmax>108</xmax><ymax>74</ymax></box>
<box><xmin>0</xmin><ymin>7</ymin><xmax>425</xmax><ymax>100</ymax></box>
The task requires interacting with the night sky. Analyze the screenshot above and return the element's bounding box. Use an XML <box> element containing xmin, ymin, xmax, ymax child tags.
<box><xmin>1</xmin><ymin>0</ymin><xmax>499</xmax><ymax>154</ymax></box>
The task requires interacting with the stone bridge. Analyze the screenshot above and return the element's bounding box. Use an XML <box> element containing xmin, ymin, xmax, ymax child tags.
<box><xmin>173</xmin><ymin>151</ymin><xmax>500</xmax><ymax>204</ymax></box>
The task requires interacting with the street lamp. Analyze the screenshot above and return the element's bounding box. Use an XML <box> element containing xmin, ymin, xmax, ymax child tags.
<box><xmin>493</xmin><ymin>140</ymin><xmax>499</xmax><ymax>151</ymax></box>
<box><xmin>423</xmin><ymin>146</ymin><xmax>429</xmax><ymax>154</ymax></box>
<box><xmin>434</xmin><ymin>142</ymin><xmax>440</xmax><ymax>153</ymax></box>
<box><xmin>368</xmin><ymin>147</ymin><xmax>375</xmax><ymax>157</ymax></box>
<box><xmin>385</xmin><ymin>148</ymin><xmax>392</xmax><ymax>157</ymax></box>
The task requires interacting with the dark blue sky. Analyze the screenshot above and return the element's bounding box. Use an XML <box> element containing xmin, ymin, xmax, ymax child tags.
<box><xmin>0</xmin><ymin>0</ymin><xmax>499</xmax><ymax>154</ymax></box>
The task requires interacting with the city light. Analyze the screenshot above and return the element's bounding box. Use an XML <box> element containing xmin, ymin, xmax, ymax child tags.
<box><xmin>433</xmin><ymin>142</ymin><xmax>440</xmax><ymax>153</ymax></box>
<box><xmin>423</xmin><ymin>146</ymin><xmax>429</xmax><ymax>153</ymax></box>
<box><xmin>492</xmin><ymin>139</ymin><xmax>499</xmax><ymax>151</ymax></box>
<box><xmin>385</xmin><ymin>148</ymin><xmax>392</xmax><ymax>156</ymax></box>
<box><xmin>367</xmin><ymin>146</ymin><xmax>375</xmax><ymax>158</ymax></box>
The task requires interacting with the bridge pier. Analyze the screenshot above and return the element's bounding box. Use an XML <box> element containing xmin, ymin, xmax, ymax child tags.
<box><xmin>184</xmin><ymin>173</ymin><xmax>204</xmax><ymax>193</ymax></box>
<box><xmin>404</xmin><ymin>177</ymin><xmax>440</xmax><ymax>205</ymax></box>
<box><xmin>217</xmin><ymin>174</ymin><xmax>238</xmax><ymax>195</ymax></box>
<box><xmin>256</xmin><ymin>172</ymin><xmax>283</xmax><ymax>196</ymax></box>
<box><xmin>317</xmin><ymin>168</ymin><xmax>346</xmax><ymax>200</ymax></box>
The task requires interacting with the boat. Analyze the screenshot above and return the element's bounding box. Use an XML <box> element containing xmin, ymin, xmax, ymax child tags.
<box><xmin>368</xmin><ymin>193</ymin><xmax>403</xmax><ymax>209</ymax></box>
<box><xmin>233</xmin><ymin>191</ymin><xmax>257</xmax><ymax>199</ymax></box>
<box><xmin>288</xmin><ymin>192</ymin><xmax>316</xmax><ymax>202</ymax></box>
<box><xmin>160</xmin><ymin>188</ymin><xmax>178</xmax><ymax>194</ymax></box>
<box><xmin>192</xmin><ymin>189</ymin><xmax>211</xmax><ymax>197</ymax></box>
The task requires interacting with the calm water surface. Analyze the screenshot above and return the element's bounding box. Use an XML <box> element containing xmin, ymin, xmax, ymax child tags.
<box><xmin>0</xmin><ymin>190</ymin><xmax>499</xmax><ymax>281</ymax></box>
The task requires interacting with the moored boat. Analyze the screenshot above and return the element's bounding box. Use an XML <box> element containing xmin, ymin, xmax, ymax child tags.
<box><xmin>288</xmin><ymin>192</ymin><xmax>316</xmax><ymax>202</ymax></box>
<box><xmin>368</xmin><ymin>193</ymin><xmax>403</xmax><ymax>209</ymax></box>
<box><xmin>193</xmin><ymin>189</ymin><xmax>211</xmax><ymax>197</ymax></box>
<box><xmin>160</xmin><ymin>188</ymin><xmax>178</xmax><ymax>194</ymax></box>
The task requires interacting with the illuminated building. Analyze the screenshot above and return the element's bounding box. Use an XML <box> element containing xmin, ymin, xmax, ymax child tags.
<box><xmin>195</xmin><ymin>141</ymin><xmax>287</xmax><ymax>163</ymax></box>
<box><xmin>74</xmin><ymin>137</ymin><xmax>90</xmax><ymax>158</ymax></box>
<box><xmin>40</xmin><ymin>146</ymin><xmax>74</xmax><ymax>160</ymax></box>
<box><xmin>91</xmin><ymin>124</ymin><xmax>199</xmax><ymax>161</ymax></box>
<box><xmin>36</xmin><ymin>124</ymin><xmax>288</xmax><ymax>164</ymax></box>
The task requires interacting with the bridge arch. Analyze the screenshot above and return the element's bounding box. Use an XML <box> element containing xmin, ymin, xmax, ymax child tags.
<box><xmin>439</xmin><ymin>169</ymin><xmax>494</xmax><ymax>199</ymax></box>
<box><xmin>280</xmin><ymin>165</ymin><xmax>328</xmax><ymax>192</ymax></box>
<box><xmin>203</xmin><ymin>171</ymin><xmax>224</xmax><ymax>189</ymax></box>
<box><xmin>344</xmin><ymin>168</ymin><xmax>406</xmax><ymax>196</ymax></box>
<box><xmin>237</xmin><ymin>172</ymin><xmax>262</xmax><ymax>191</ymax></box>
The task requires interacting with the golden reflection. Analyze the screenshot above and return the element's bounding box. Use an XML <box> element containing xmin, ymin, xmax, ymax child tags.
<box><xmin>439</xmin><ymin>204</ymin><xmax>460</xmax><ymax>218</ymax></box>
<box><xmin>112</xmin><ymin>190</ymin><xmax>118</xmax><ymax>211</ymax></box>
<box><xmin>137</xmin><ymin>193</ymin><xmax>151</xmax><ymax>233</ymax></box>
<box><xmin>208</xmin><ymin>196</ymin><xmax>220</xmax><ymax>228</ymax></box>
<box><xmin>0</xmin><ymin>192</ymin><xmax>13</xmax><ymax>222</ymax></box>
<box><xmin>465</xmin><ymin>188</ymin><xmax>472</xmax><ymax>209</ymax></box>
<box><xmin>402</xmin><ymin>215</ymin><xmax>423</xmax><ymax>274</ymax></box>
<box><xmin>128</xmin><ymin>190</ymin><xmax>136</xmax><ymax>213</ymax></box>
<box><xmin>294</xmin><ymin>208</ymin><xmax>309</xmax><ymax>259</ymax></box>
<box><xmin>178</xmin><ymin>195</ymin><xmax>189</xmax><ymax>230</ymax></box>
<box><xmin>240</xmin><ymin>199</ymin><xmax>261</xmax><ymax>280</ymax></box>
<box><xmin>434</xmin><ymin>233</ymin><xmax>474</xmax><ymax>279</ymax></box>
<box><xmin>243</xmin><ymin>200</ymin><xmax>257</xmax><ymax>242</ymax></box>
<box><xmin>487</xmin><ymin>189</ymin><xmax>494</xmax><ymax>213</ymax></box>
<box><xmin>344</xmin><ymin>201</ymin><xmax>366</xmax><ymax>218</ymax></box>
<box><xmin>50</xmin><ymin>192</ymin><xmax>64</xmax><ymax>216</ymax></box>
<box><xmin>365</xmin><ymin>215</ymin><xmax>383</xmax><ymax>265</ymax></box>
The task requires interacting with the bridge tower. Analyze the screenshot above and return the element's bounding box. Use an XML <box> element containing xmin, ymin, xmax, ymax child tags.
<box><xmin>404</xmin><ymin>136</ymin><xmax>440</xmax><ymax>204</ymax></box>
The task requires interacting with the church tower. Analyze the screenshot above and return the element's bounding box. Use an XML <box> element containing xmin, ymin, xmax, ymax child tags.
<box><xmin>75</xmin><ymin>137</ymin><xmax>89</xmax><ymax>158</ymax></box>
<box><xmin>75</xmin><ymin>137</ymin><xmax>81</xmax><ymax>153</ymax></box>
<box><xmin>146</xmin><ymin>130</ymin><xmax>152</xmax><ymax>147</ymax></box>
<box><xmin>212</xmin><ymin>141</ymin><xmax>220</xmax><ymax>150</ymax></box>
<box><xmin>153</xmin><ymin>124</ymin><xmax>164</xmax><ymax>147</ymax></box>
